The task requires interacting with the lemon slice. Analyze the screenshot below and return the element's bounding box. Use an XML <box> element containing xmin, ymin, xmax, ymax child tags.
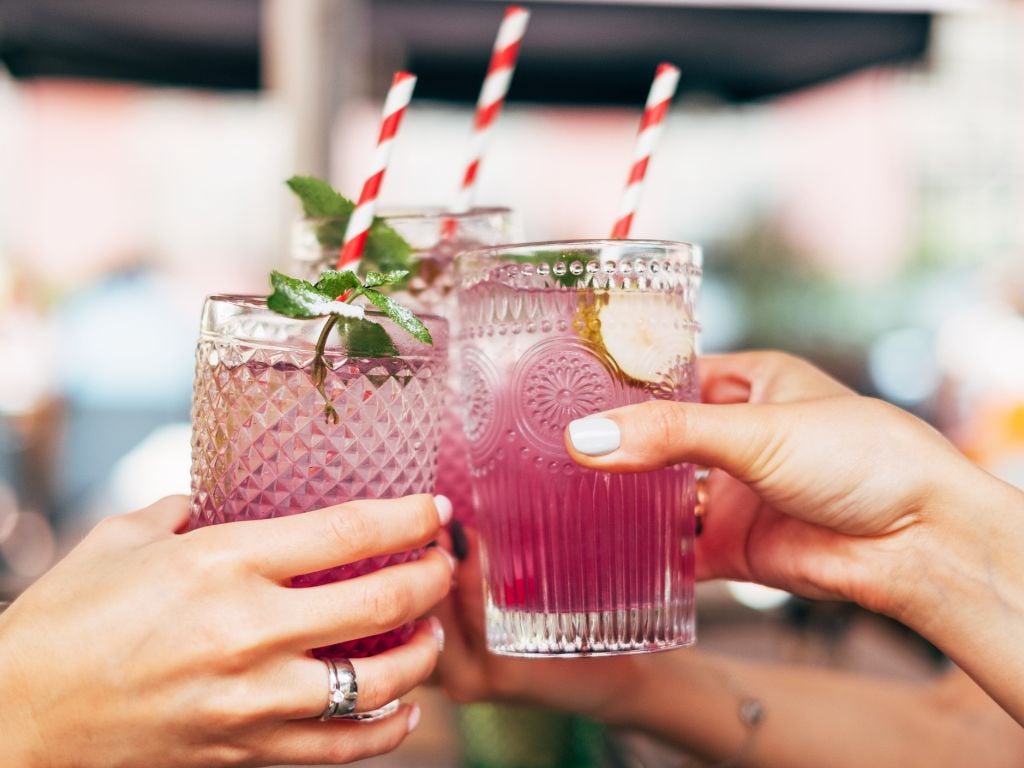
<box><xmin>596</xmin><ymin>293</ymin><xmax>694</xmax><ymax>384</ymax></box>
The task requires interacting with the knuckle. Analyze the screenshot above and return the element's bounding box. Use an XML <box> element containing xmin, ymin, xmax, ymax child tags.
<box><xmin>362</xmin><ymin>660</ymin><xmax>414</xmax><ymax>710</ymax></box>
<box><xmin>649</xmin><ymin>402</ymin><xmax>685</xmax><ymax>457</ymax></box>
<box><xmin>198</xmin><ymin>676</ymin><xmax>266</xmax><ymax>732</ymax></box>
<box><xmin>359</xmin><ymin>674</ymin><xmax>394</xmax><ymax>711</ymax></box>
<box><xmin>179</xmin><ymin>588</ymin><xmax>273</xmax><ymax>666</ymax></box>
<box><xmin>325</xmin><ymin>508</ymin><xmax>375</xmax><ymax>556</ymax></box>
<box><xmin>189</xmin><ymin>536</ymin><xmax>251</xmax><ymax>583</ymax></box>
<box><xmin>89</xmin><ymin>514</ymin><xmax>133</xmax><ymax>543</ymax></box>
<box><xmin>769</xmin><ymin>350</ymin><xmax>801</xmax><ymax>368</ymax></box>
<box><xmin>363</xmin><ymin>582</ymin><xmax>412</xmax><ymax>630</ymax></box>
<box><xmin>194</xmin><ymin>614</ymin><xmax>266</xmax><ymax>669</ymax></box>
<box><xmin>744</xmin><ymin>419</ymin><xmax>787</xmax><ymax>484</ymax></box>
<box><xmin>197</xmin><ymin>743</ymin><xmax>255</xmax><ymax>768</ymax></box>
<box><xmin>757</xmin><ymin>349</ymin><xmax>800</xmax><ymax>373</ymax></box>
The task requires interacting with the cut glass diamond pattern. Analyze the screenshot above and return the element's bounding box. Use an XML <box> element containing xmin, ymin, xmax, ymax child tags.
<box><xmin>190</xmin><ymin>336</ymin><xmax>446</xmax><ymax>656</ymax></box>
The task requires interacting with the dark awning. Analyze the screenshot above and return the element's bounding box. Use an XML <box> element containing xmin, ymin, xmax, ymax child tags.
<box><xmin>0</xmin><ymin>0</ymin><xmax>930</xmax><ymax>102</ymax></box>
<box><xmin>382</xmin><ymin>0</ymin><xmax>931</xmax><ymax>104</ymax></box>
<box><xmin>0</xmin><ymin>0</ymin><xmax>260</xmax><ymax>90</ymax></box>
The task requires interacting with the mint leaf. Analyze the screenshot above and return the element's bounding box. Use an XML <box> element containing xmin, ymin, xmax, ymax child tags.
<box><xmin>337</xmin><ymin>318</ymin><xmax>399</xmax><ymax>357</ymax></box>
<box><xmin>268</xmin><ymin>271</ymin><xmax>367</xmax><ymax>320</ymax></box>
<box><xmin>286</xmin><ymin>176</ymin><xmax>354</xmax><ymax>219</ymax></box>
<box><xmin>314</xmin><ymin>269</ymin><xmax>361</xmax><ymax>299</ymax></box>
<box><xmin>286</xmin><ymin>176</ymin><xmax>415</xmax><ymax>280</ymax></box>
<box><xmin>364</xmin><ymin>219</ymin><xmax>414</xmax><ymax>277</ymax></box>
<box><xmin>268</xmin><ymin>271</ymin><xmax>334</xmax><ymax>318</ymax></box>
<box><xmin>362</xmin><ymin>288</ymin><xmax>433</xmax><ymax>345</ymax></box>
<box><xmin>287</xmin><ymin>176</ymin><xmax>352</xmax><ymax>251</ymax></box>
<box><xmin>363</xmin><ymin>270</ymin><xmax>410</xmax><ymax>289</ymax></box>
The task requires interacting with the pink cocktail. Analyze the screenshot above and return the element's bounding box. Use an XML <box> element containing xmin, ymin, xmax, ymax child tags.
<box><xmin>457</xmin><ymin>240</ymin><xmax>701</xmax><ymax>656</ymax></box>
<box><xmin>292</xmin><ymin>207</ymin><xmax>520</xmax><ymax>521</ymax></box>
<box><xmin>189</xmin><ymin>296</ymin><xmax>448</xmax><ymax>659</ymax></box>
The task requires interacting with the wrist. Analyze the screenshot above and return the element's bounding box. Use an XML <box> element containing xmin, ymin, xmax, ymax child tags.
<box><xmin>886</xmin><ymin>464</ymin><xmax>1024</xmax><ymax>640</ymax></box>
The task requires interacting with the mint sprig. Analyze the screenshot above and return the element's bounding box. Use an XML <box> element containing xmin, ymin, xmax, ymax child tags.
<box><xmin>266</xmin><ymin>268</ymin><xmax>431</xmax><ymax>423</ymax></box>
<box><xmin>286</xmin><ymin>176</ymin><xmax>414</xmax><ymax>280</ymax></box>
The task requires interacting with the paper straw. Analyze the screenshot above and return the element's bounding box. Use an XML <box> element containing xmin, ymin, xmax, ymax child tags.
<box><xmin>452</xmin><ymin>5</ymin><xmax>530</xmax><ymax>212</ymax></box>
<box><xmin>338</xmin><ymin>71</ymin><xmax>418</xmax><ymax>272</ymax></box>
<box><xmin>610</xmin><ymin>63</ymin><xmax>681</xmax><ymax>239</ymax></box>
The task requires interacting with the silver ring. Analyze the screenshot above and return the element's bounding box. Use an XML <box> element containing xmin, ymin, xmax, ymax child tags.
<box><xmin>320</xmin><ymin>658</ymin><xmax>358</xmax><ymax>720</ymax></box>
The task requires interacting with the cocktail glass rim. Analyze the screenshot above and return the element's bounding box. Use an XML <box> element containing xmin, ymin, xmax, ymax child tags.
<box><xmin>457</xmin><ymin>237</ymin><xmax>701</xmax><ymax>260</ymax></box>
<box><xmin>456</xmin><ymin>238</ymin><xmax>703</xmax><ymax>285</ymax></box>
<box><xmin>298</xmin><ymin>205</ymin><xmax>515</xmax><ymax>227</ymax></box>
<box><xmin>200</xmin><ymin>294</ymin><xmax>447</xmax><ymax>359</ymax></box>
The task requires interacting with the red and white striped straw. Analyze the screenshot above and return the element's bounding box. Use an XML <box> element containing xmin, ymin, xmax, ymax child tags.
<box><xmin>452</xmin><ymin>5</ymin><xmax>530</xmax><ymax>212</ymax></box>
<box><xmin>610</xmin><ymin>63</ymin><xmax>681</xmax><ymax>239</ymax></box>
<box><xmin>338</xmin><ymin>71</ymin><xmax>418</xmax><ymax>272</ymax></box>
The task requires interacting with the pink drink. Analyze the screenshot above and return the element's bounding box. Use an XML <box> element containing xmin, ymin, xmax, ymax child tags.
<box><xmin>292</xmin><ymin>208</ymin><xmax>520</xmax><ymax>522</ymax></box>
<box><xmin>189</xmin><ymin>297</ymin><xmax>448</xmax><ymax>658</ymax></box>
<box><xmin>458</xmin><ymin>241</ymin><xmax>701</xmax><ymax>656</ymax></box>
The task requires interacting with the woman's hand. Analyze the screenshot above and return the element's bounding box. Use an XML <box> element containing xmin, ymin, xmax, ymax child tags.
<box><xmin>0</xmin><ymin>494</ymin><xmax>455</xmax><ymax>768</ymax></box>
<box><xmin>566</xmin><ymin>351</ymin><xmax>1006</xmax><ymax>618</ymax></box>
<box><xmin>435</xmin><ymin>351</ymin><xmax>954</xmax><ymax>710</ymax></box>
<box><xmin>565</xmin><ymin>351</ymin><xmax>1024</xmax><ymax>723</ymax></box>
<box><xmin>436</xmin><ymin>351</ymin><xmax>1024</xmax><ymax>728</ymax></box>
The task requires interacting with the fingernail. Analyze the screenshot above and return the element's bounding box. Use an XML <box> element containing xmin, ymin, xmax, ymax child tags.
<box><xmin>429</xmin><ymin>616</ymin><xmax>445</xmax><ymax>651</ymax></box>
<box><xmin>434</xmin><ymin>495</ymin><xmax>453</xmax><ymax>526</ymax></box>
<box><xmin>450</xmin><ymin>519</ymin><xmax>469</xmax><ymax>561</ymax></box>
<box><xmin>568</xmin><ymin>417</ymin><xmax>620</xmax><ymax>456</ymax></box>
<box><xmin>407</xmin><ymin>703</ymin><xmax>421</xmax><ymax>734</ymax></box>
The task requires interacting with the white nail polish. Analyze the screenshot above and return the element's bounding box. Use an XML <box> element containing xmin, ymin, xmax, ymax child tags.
<box><xmin>407</xmin><ymin>704</ymin><xmax>422</xmax><ymax>734</ymax></box>
<box><xmin>433</xmin><ymin>494</ymin><xmax>453</xmax><ymax>526</ymax></box>
<box><xmin>429</xmin><ymin>616</ymin><xmax>445</xmax><ymax>652</ymax></box>
<box><xmin>568</xmin><ymin>417</ymin><xmax>620</xmax><ymax>456</ymax></box>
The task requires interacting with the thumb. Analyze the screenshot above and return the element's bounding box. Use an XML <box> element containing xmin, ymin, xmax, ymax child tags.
<box><xmin>564</xmin><ymin>400</ymin><xmax>784</xmax><ymax>485</ymax></box>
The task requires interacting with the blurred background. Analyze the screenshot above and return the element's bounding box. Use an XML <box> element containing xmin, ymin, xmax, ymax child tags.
<box><xmin>0</xmin><ymin>0</ymin><xmax>1022</xmax><ymax>765</ymax></box>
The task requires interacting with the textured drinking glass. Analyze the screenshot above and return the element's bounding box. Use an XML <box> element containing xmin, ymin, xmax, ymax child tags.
<box><xmin>189</xmin><ymin>296</ymin><xmax>448</xmax><ymax>664</ymax></box>
<box><xmin>292</xmin><ymin>207</ymin><xmax>521</xmax><ymax>523</ymax></box>
<box><xmin>457</xmin><ymin>240</ymin><xmax>701</xmax><ymax>656</ymax></box>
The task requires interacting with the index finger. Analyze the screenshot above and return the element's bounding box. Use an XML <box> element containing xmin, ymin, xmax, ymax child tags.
<box><xmin>193</xmin><ymin>494</ymin><xmax>451</xmax><ymax>581</ymax></box>
<box><xmin>700</xmin><ymin>351</ymin><xmax>854</xmax><ymax>404</ymax></box>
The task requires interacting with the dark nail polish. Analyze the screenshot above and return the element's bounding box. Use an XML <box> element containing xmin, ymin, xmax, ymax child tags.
<box><xmin>450</xmin><ymin>520</ymin><xmax>469</xmax><ymax>561</ymax></box>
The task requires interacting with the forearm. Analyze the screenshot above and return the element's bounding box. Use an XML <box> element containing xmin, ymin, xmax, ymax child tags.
<box><xmin>892</xmin><ymin>469</ymin><xmax>1024</xmax><ymax>724</ymax></box>
<box><xmin>0</xmin><ymin>620</ymin><xmax>45</xmax><ymax>767</ymax></box>
<box><xmin>610</xmin><ymin>652</ymin><xmax>1020</xmax><ymax>767</ymax></box>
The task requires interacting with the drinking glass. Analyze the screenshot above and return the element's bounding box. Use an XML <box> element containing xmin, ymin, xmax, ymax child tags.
<box><xmin>457</xmin><ymin>240</ymin><xmax>701</xmax><ymax>656</ymax></box>
<box><xmin>189</xmin><ymin>295</ymin><xmax>448</xmax><ymax>714</ymax></box>
<box><xmin>292</xmin><ymin>207</ymin><xmax>521</xmax><ymax>522</ymax></box>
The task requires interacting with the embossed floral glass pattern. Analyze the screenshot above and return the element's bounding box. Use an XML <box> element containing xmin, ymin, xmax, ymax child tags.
<box><xmin>189</xmin><ymin>296</ymin><xmax>448</xmax><ymax>659</ymax></box>
<box><xmin>292</xmin><ymin>208</ymin><xmax>521</xmax><ymax>523</ymax></box>
<box><xmin>457</xmin><ymin>240</ymin><xmax>701</xmax><ymax>656</ymax></box>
